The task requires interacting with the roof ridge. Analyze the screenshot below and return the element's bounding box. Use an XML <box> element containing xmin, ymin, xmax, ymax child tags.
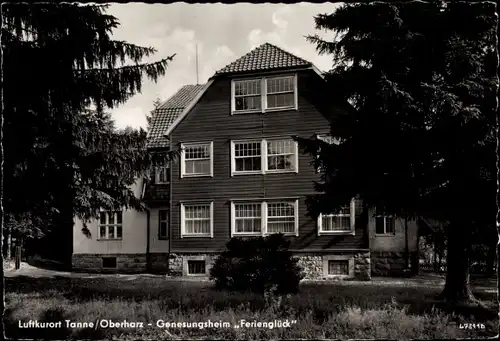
<box><xmin>215</xmin><ymin>42</ymin><xmax>312</xmax><ymax>76</ymax></box>
<box><xmin>261</xmin><ymin>42</ymin><xmax>311</xmax><ymax>65</ymax></box>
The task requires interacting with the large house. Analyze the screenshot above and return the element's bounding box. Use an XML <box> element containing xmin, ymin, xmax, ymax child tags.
<box><xmin>73</xmin><ymin>43</ymin><xmax>419</xmax><ymax>279</ymax></box>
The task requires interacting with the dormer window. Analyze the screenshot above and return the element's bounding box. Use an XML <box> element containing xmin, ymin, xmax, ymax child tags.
<box><xmin>231</xmin><ymin>74</ymin><xmax>297</xmax><ymax>114</ymax></box>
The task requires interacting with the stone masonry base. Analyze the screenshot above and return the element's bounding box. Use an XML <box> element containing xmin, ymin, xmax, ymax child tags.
<box><xmin>371</xmin><ymin>251</ymin><xmax>418</xmax><ymax>276</ymax></box>
<box><xmin>72</xmin><ymin>251</ymin><xmax>372</xmax><ymax>280</ymax></box>
<box><xmin>72</xmin><ymin>254</ymin><xmax>148</xmax><ymax>273</ymax></box>
<box><xmin>168</xmin><ymin>251</ymin><xmax>371</xmax><ymax>280</ymax></box>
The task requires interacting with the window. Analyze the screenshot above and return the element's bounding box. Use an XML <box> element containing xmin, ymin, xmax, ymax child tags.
<box><xmin>231</xmin><ymin>75</ymin><xmax>297</xmax><ymax>114</ymax></box>
<box><xmin>230</xmin><ymin>138</ymin><xmax>298</xmax><ymax>175</ymax></box>
<box><xmin>158</xmin><ymin>209</ymin><xmax>169</xmax><ymax>239</ymax></box>
<box><xmin>233</xmin><ymin>202</ymin><xmax>262</xmax><ymax>235</ymax></box>
<box><xmin>155</xmin><ymin>163</ymin><xmax>170</xmax><ymax>184</ymax></box>
<box><xmin>102</xmin><ymin>257</ymin><xmax>117</xmax><ymax>268</ymax></box>
<box><xmin>98</xmin><ymin>211</ymin><xmax>123</xmax><ymax>240</ymax></box>
<box><xmin>233</xmin><ymin>79</ymin><xmax>262</xmax><ymax>112</ymax></box>
<box><xmin>323</xmin><ymin>256</ymin><xmax>354</xmax><ymax>278</ymax></box>
<box><xmin>266</xmin><ymin>76</ymin><xmax>295</xmax><ymax>109</ymax></box>
<box><xmin>187</xmin><ymin>260</ymin><xmax>206</xmax><ymax>275</ymax></box>
<box><xmin>328</xmin><ymin>260</ymin><xmax>349</xmax><ymax>275</ymax></box>
<box><xmin>181</xmin><ymin>142</ymin><xmax>213</xmax><ymax>178</ymax></box>
<box><xmin>267</xmin><ymin>139</ymin><xmax>297</xmax><ymax>172</ymax></box>
<box><xmin>267</xmin><ymin>202</ymin><xmax>296</xmax><ymax>234</ymax></box>
<box><xmin>181</xmin><ymin>203</ymin><xmax>213</xmax><ymax>238</ymax></box>
<box><xmin>231</xmin><ymin>200</ymin><xmax>299</xmax><ymax>236</ymax></box>
<box><xmin>318</xmin><ymin>199</ymin><xmax>355</xmax><ymax>235</ymax></box>
<box><xmin>375</xmin><ymin>215</ymin><xmax>396</xmax><ymax>235</ymax></box>
<box><xmin>233</xmin><ymin>141</ymin><xmax>262</xmax><ymax>173</ymax></box>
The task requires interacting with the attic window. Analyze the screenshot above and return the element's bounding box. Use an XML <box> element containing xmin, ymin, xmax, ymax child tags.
<box><xmin>231</xmin><ymin>75</ymin><xmax>297</xmax><ymax>114</ymax></box>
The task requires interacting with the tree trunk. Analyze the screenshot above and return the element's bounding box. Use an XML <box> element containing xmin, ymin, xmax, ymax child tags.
<box><xmin>485</xmin><ymin>241</ymin><xmax>496</xmax><ymax>278</ymax></box>
<box><xmin>2</xmin><ymin>224</ymin><xmax>11</xmax><ymax>260</ymax></box>
<box><xmin>404</xmin><ymin>214</ymin><xmax>409</xmax><ymax>269</ymax></box>
<box><xmin>440</xmin><ymin>222</ymin><xmax>475</xmax><ymax>302</ymax></box>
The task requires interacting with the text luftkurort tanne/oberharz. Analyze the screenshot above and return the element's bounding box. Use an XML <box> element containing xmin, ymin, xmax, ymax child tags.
<box><xmin>18</xmin><ymin>319</ymin><xmax>298</xmax><ymax>330</ymax></box>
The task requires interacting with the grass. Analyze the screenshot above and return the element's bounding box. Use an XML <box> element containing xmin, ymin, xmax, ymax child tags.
<box><xmin>5</xmin><ymin>274</ymin><xmax>498</xmax><ymax>340</ymax></box>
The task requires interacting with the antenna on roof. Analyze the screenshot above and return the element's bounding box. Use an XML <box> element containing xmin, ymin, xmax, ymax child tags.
<box><xmin>195</xmin><ymin>44</ymin><xmax>199</xmax><ymax>85</ymax></box>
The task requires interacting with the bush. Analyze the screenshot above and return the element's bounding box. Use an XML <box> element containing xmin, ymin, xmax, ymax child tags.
<box><xmin>209</xmin><ymin>234</ymin><xmax>304</xmax><ymax>295</ymax></box>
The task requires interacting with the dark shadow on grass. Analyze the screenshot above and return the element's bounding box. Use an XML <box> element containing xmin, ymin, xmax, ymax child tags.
<box><xmin>27</xmin><ymin>256</ymin><xmax>69</xmax><ymax>271</ymax></box>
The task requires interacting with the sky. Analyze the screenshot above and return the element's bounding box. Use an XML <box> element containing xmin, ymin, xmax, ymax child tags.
<box><xmin>106</xmin><ymin>2</ymin><xmax>342</xmax><ymax>130</ymax></box>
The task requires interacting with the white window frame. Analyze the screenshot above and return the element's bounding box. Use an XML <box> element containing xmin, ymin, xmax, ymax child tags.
<box><xmin>180</xmin><ymin>202</ymin><xmax>214</xmax><ymax>238</ymax></box>
<box><xmin>180</xmin><ymin>142</ymin><xmax>214</xmax><ymax>178</ymax></box>
<box><xmin>97</xmin><ymin>211</ymin><xmax>123</xmax><ymax>240</ymax></box>
<box><xmin>375</xmin><ymin>214</ymin><xmax>396</xmax><ymax>236</ymax></box>
<box><xmin>230</xmin><ymin>138</ymin><xmax>299</xmax><ymax>176</ymax></box>
<box><xmin>264</xmin><ymin>75</ymin><xmax>298</xmax><ymax>111</ymax></box>
<box><xmin>155</xmin><ymin>162</ymin><xmax>170</xmax><ymax>184</ymax></box>
<box><xmin>158</xmin><ymin>209</ymin><xmax>169</xmax><ymax>240</ymax></box>
<box><xmin>231</xmin><ymin>78</ymin><xmax>263</xmax><ymax>114</ymax></box>
<box><xmin>317</xmin><ymin>198</ymin><xmax>356</xmax><ymax>236</ymax></box>
<box><xmin>323</xmin><ymin>255</ymin><xmax>355</xmax><ymax>279</ymax></box>
<box><xmin>230</xmin><ymin>140</ymin><xmax>263</xmax><ymax>175</ymax></box>
<box><xmin>231</xmin><ymin>74</ymin><xmax>298</xmax><ymax>114</ymax></box>
<box><xmin>230</xmin><ymin>199</ymin><xmax>299</xmax><ymax>237</ymax></box>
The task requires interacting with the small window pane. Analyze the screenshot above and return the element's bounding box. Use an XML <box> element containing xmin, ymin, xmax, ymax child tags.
<box><xmin>116</xmin><ymin>226</ymin><xmax>122</xmax><ymax>239</ymax></box>
<box><xmin>108</xmin><ymin>226</ymin><xmax>115</xmax><ymax>238</ymax></box>
<box><xmin>100</xmin><ymin>226</ymin><xmax>106</xmax><ymax>238</ymax></box>
<box><xmin>102</xmin><ymin>257</ymin><xmax>117</xmax><ymax>268</ymax></box>
<box><xmin>100</xmin><ymin>212</ymin><xmax>106</xmax><ymax>225</ymax></box>
<box><xmin>328</xmin><ymin>260</ymin><xmax>349</xmax><ymax>275</ymax></box>
<box><xmin>375</xmin><ymin>217</ymin><xmax>385</xmax><ymax>234</ymax></box>
<box><xmin>386</xmin><ymin>217</ymin><xmax>395</xmax><ymax>234</ymax></box>
<box><xmin>108</xmin><ymin>213</ymin><xmax>115</xmax><ymax>225</ymax></box>
<box><xmin>187</xmin><ymin>260</ymin><xmax>206</xmax><ymax>275</ymax></box>
<box><xmin>116</xmin><ymin>212</ymin><xmax>122</xmax><ymax>224</ymax></box>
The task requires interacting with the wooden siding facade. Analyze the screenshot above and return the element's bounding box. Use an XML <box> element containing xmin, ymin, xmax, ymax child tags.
<box><xmin>168</xmin><ymin>69</ymin><xmax>368</xmax><ymax>253</ymax></box>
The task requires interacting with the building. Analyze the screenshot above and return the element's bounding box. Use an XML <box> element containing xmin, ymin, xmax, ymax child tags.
<box><xmin>72</xmin><ymin>43</ymin><xmax>419</xmax><ymax>279</ymax></box>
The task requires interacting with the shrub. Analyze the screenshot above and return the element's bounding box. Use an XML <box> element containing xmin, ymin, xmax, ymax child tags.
<box><xmin>210</xmin><ymin>234</ymin><xmax>304</xmax><ymax>295</ymax></box>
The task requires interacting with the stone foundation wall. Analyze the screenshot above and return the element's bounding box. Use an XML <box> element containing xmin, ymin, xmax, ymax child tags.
<box><xmin>296</xmin><ymin>252</ymin><xmax>371</xmax><ymax>281</ymax></box>
<box><xmin>371</xmin><ymin>251</ymin><xmax>417</xmax><ymax>276</ymax></box>
<box><xmin>149</xmin><ymin>253</ymin><xmax>169</xmax><ymax>273</ymax></box>
<box><xmin>168</xmin><ymin>253</ymin><xmax>217</xmax><ymax>276</ymax></box>
<box><xmin>72</xmin><ymin>254</ymin><xmax>147</xmax><ymax>273</ymax></box>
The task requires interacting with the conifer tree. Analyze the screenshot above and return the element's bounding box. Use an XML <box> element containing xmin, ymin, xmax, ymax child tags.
<box><xmin>298</xmin><ymin>1</ymin><xmax>496</xmax><ymax>302</ymax></box>
<box><xmin>2</xmin><ymin>3</ymin><xmax>176</xmax><ymax>265</ymax></box>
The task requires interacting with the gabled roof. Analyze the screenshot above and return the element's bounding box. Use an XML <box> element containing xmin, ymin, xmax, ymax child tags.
<box><xmin>147</xmin><ymin>84</ymin><xmax>206</xmax><ymax>149</ymax></box>
<box><xmin>215</xmin><ymin>42</ymin><xmax>312</xmax><ymax>76</ymax></box>
<box><xmin>150</xmin><ymin>43</ymin><xmax>325</xmax><ymax>141</ymax></box>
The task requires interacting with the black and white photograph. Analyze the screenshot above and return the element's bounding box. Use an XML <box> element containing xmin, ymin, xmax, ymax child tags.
<box><xmin>1</xmin><ymin>1</ymin><xmax>498</xmax><ymax>340</ymax></box>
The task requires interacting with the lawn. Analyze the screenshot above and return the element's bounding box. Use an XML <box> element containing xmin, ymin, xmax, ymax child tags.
<box><xmin>5</xmin><ymin>273</ymin><xmax>498</xmax><ymax>340</ymax></box>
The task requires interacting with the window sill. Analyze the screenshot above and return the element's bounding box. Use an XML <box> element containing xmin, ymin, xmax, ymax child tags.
<box><xmin>264</xmin><ymin>232</ymin><xmax>298</xmax><ymax>237</ymax></box>
<box><xmin>264</xmin><ymin>106</ymin><xmax>297</xmax><ymax>112</ymax></box>
<box><xmin>231</xmin><ymin>171</ymin><xmax>262</xmax><ymax>176</ymax></box>
<box><xmin>154</xmin><ymin>182</ymin><xmax>170</xmax><ymax>185</ymax></box>
<box><xmin>375</xmin><ymin>234</ymin><xmax>396</xmax><ymax>237</ymax></box>
<box><xmin>232</xmin><ymin>109</ymin><xmax>262</xmax><ymax>115</ymax></box>
<box><xmin>181</xmin><ymin>234</ymin><xmax>212</xmax><ymax>238</ymax></box>
<box><xmin>318</xmin><ymin>231</ymin><xmax>355</xmax><ymax>236</ymax></box>
<box><xmin>326</xmin><ymin>274</ymin><xmax>353</xmax><ymax>279</ymax></box>
<box><xmin>232</xmin><ymin>233</ymin><xmax>262</xmax><ymax>237</ymax></box>
<box><xmin>181</xmin><ymin>174</ymin><xmax>213</xmax><ymax>178</ymax></box>
<box><xmin>97</xmin><ymin>238</ymin><xmax>123</xmax><ymax>241</ymax></box>
<box><xmin>186</xmin><ymin>273</ymin><xmax>207</xmax><ymax>277</ymax></box>
<box><xmin>265</xmin><ymin>169</ymin><xmax>297</xmax><ymax>174</ymax></box>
